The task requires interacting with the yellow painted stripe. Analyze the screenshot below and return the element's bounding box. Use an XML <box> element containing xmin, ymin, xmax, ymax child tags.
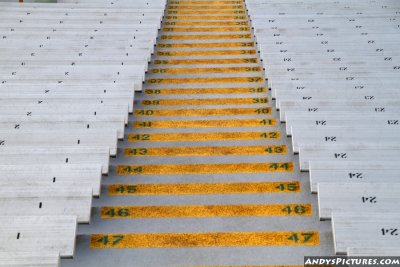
<box><xmin>144</xmin><ymin>86</ymin><xmax>266</xmax><ymax>95</ymax></box>
<box><xmin>150</xmin><ymin>66</ymin><xmax>259</xmax><ymax>74</ymax></box>
<box><xmin>108</xmin><ymin>181</ymin><xmax>299</xmax><ymax>195</ymax></box>
<box><xmin>170</xmin><ymin>1</ymin><xmax>243</xmax><ymax>4</ymax></box>
<box><xmin>157</xmin><ymin>50</ymin><xmax>256</xmax><ymax>56</ymax></box>
<box><xmin>167</xmin><ymin>10</ymin><xmax>245</xmax><ymax>14</ymax></box>
<box><xmin>146</xmin><ymin>77</ymin><xmax>264</xmax><ymax>84</ymax></box>
<box><xmin>157</xmin><ymin>42</ymin><xmax>252</xmax><ymax>48</ymax></box>
<box><xmin>140</xmin><ymin>98</ymin><xmax>267</xmax><ymax>106</ymax></box>
<box><xmin>91</xmin><ymin>231</ymin><xmax>319</xmax><ymax>248</ymax></box>
<box><xmin>163</xmin><ymin>22</ymin><xmax>248</xmax><ymax>27</ymax></box>
<box><xmin>134</xmin><ymin>107</ymin><xmax>271</xmax><ymax>117</ymax></box>
<box><xmin>168</xmin><ymin>6</ymin><xmax>244</xmax><ymax>10</ymax></box>
<box><xmin>199</xmin><ymin>266</ymin><xmax>303</xmax><ymax>267</ymax></box>
<box><xmin>124</xmin><ymin>145</ymin><xmax>287</xmax><ymax>157</ymax></box>
<box><xmin>163</xmin><ymin>27</ymin><xmax>249</xmax><ymax>33</ymax></box>
<box><xmin>134</xmin><ymin>119</ymin><xmax>276</xmax><ymax>128</ymax></box>
<box><xmin>128</xmin><ymin>131</ymin><xmax>279</xmax><ymax>142</ymax></box>
<box><xmin>161</xmin><ymin>34</ymin><xmax>251</xmax><ymax>40</ymax></box>
<box><xmin>153</xmin><ymin>58</ymin><xmax>258</xmax><ymax>65</ymax></box>
<box><xmin>165</xmin><ymin>15</ymin><xmax>247</xmax><ymax>20</ymax></box>
<box><xmin>117</xmin><ymin>162</ymin><xmax>293</xmax><ymax>175</ymax></box>
<box><xmin>101</xmin><ymin>204</ymin><xmax>312</xmax><ymax>219</ymax></box>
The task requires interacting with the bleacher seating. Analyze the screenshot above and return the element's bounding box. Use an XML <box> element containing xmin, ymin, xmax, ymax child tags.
<box><xmin>246</xmin><ymin>0</ymin><xmax>400</xmax><ymax>255</ymax></box>
<box><xmin>2</xmin><ymin>0</ymin><xmax>399</xmax><ymax>262</ymax></box>
<box><xmin>0</xmin><ymin>0</ymin><xmax>165</xmax><ymax>264</ymax></box>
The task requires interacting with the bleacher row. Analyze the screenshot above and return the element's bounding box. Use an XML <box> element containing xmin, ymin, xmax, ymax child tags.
<box><xmin>0</xmin><ymin>0</ymin><xmax>165</xmax><ymax>265</ymax></box>
<box><xmin>246</xmin><ymin>0</ymin><xmax>400</xmax><ymax>256</ymax></box>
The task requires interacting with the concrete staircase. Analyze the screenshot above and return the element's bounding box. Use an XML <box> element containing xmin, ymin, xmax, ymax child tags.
<box><xmin>62</xmin><ymin>0</ymin><xmax>334</xmax><ymax>265</ymax></box>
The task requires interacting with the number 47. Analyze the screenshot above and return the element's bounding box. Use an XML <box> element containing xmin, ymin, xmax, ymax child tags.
<box><xmin>288</xmin><ymin>232</ymin><xmax>315</xmax><ymax>243</ymax></box>
<box><xmin>97</xmin><ymin>235</ymin><xmax>124</xmax><ymax>246</ymax></box>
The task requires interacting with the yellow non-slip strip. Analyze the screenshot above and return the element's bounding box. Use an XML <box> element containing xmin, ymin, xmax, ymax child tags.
<box><xmin>161</xmin><ymin>34</ymin><xmax>251</xmax><ymax>40</ymax></box>
<box><xmin>168</xmin><ymin>6</ymin><xmax>244</xmax><ymax>10</ymax></box>
<box><xmin>170</xmin><ymin>1</ymin><xmax>243</xmax><ymax>4</ymax></box>
<box><xmin>108</xmin><ymin>181</ymin><xmax>299</xmax><ymax>195</ymax></box>
<box><xmin>100</xmin><ymin>204</ymin><xmax>312</xmax><ymax>219</ymax></box>
<box><xmin>124</xmin><ymin>145</ymin><xmax>287</xmax><ymax>157</ymax></box>
<box><xmin>128</xmin><ymin>131</ymin><xmax>279</xmax><ymax>142</ymax></box>
<box><xmin>157</xmin><ymin>50</ymin><xmax>255</xmax><ymax>56</ymax></box>
<box><xmin>150</xmin><ymin>66</ymin><xmax>259</xmax><ymax>74</ymax></box>
<box><xmin>167</xmin><ymin>10</ymin><xmax>245</xmax><ymax>15</ymax></box>
<box><xmin>146</xmin><ymin>77</ymin><xmax>264</xmax><ymax>84</ymax></box>
<box><xmin>140</xmin><ymin>98</ymin><xmax>267</xmax><ymax>106</ymax></box>
<box><xmin>134</xmin><ymin>119</ymin><xmax>276</xmax><ymax>128</ymax></box>
<box><xmin>134</xmin><ymin>107</ymin><xmax>271</xmax><ymax>117</ymax></box>
<box><xmin>165</xmin><ymin>15</ymin><xmax>246</xmax><ymax>20</ymax></box>
<box><xmin>163</xmin><ymin>22</ymin><xmax>248</xmax><ymax>27</ymax></box>
<box><xmin>157</xmin><ymin>42</ymin><xmax>252</xmax><ymax>48</ymax></box>
<box><xmin>153</xmin><ymin>58</ymin><xmax>258</xmax><ymax>65</ymax></box>
<box><xmin>117</xmin><ymin>162</ymin><xmax>293</xmax><ymax>175</ymax></box>
<box><xmin>144</xmin><ymin>87</ymin><xmax>266</xmax><ymax>95</ymax></box>
<box><xmin>91</xmin><ymin>231</ymin><xmax>319</xmax><ymax>248</ymax></box>
<box><xmin>200</xmin><ymin>266</ymin><xmax>303</xmax><ymax>267</ymax></box>
<box><xmin>163</xmin><ymin>27</ymin><xmax>249</xmax><ymax>33</ymax></box>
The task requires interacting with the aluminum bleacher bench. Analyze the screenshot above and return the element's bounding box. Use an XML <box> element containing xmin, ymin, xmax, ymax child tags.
<box><xmin>332</xmin><ymin>212</ymin><xmax>400</xmax><ymax>255</ymax></box>
<box><xmin>0</xmin><ymin>164</ymin><xmax>102</xmax><ymax>196</ymax></box>
<box><xmin>284</xmin><ymin>111</ymin><xmax>400</xmax><ymax>136</ymax></box>
<box><xmin>0</xmin><ymin>252</ymin><xmax>59</xmax><ymax>267</ymax></box>
<box><xmin>0</xmin><ymin>146</ymin><xmax>110</xmax><ymax>174</ymax></box>
<box><xmin>0</xmin><ymin>186</ymin><xmax>92</xmax><ymax>223</ymax></box>
<box><xmin>0</xmin><ymin>89</ymin><xmax>134</xmax><ymax>113</ymax></box>
<box><xmin>270</xmin><ymin>80</ymin><xmax>400</xmax><ymax>99</ymax></box>
<box><xmin>309</xmin><ymin>161</ymin><xmax>400</xmax><ymax>194</ymax></box>
<box><xmin>291</xmin><ymin>128</ymin><xmax>400</xmax><ymax>153</ymax></box>
<box><xmin>298</xmin><ymin>144</ymin><xmax>400</xmax><ymax>171</ymax></box>
<box><xmin>318</xmin><ymin>183</ymin><xmax>400</xmax><ymax>220</ymax></box>
<box><xmin>0</xmin><ymin>215</ymin><xmax>77</xmax><ymax>258</ymax></box>
<box><xmin>279</xmin><ymin>102</ymin><xmax>400</xmax><ymax>122</ymax></box>
<box><xmin>274</xmin><ymin>87</ymin><xmax>400</xmax><ymax>102</ymax></box>
<box><xmin>0</xmin><ymin>104</ymin><xmax>129</xmax><ymax>124</ymax></box>
<box><xmin>0</xmin><ymin>114</ymin><xmax>125</xmax><ymax>139</ymax></box>
<box><xmin>0</xmin><ymin>131</ymin><xmax>118</xmax><ymax>156</ymax></box>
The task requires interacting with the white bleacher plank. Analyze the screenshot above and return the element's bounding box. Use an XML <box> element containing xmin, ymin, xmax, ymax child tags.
<box><xmin>285</xmin><ymin>111</ymin><xmax>400</xmax><ymax>136</ymax></box>
<box><xmin>0</xmin><ymin>90</ymin><xmax>134</xmax><ymax>113</ymax></box>
<box><xmin>0</xmin><ymin>215</ymin><xmax>77</xmax><ymax>258</ymax></box>
<box><xmin>270</xmin><ymin>80</ymin><xmax>400</xmax><ymax>99</ymax></box>
<box><xmin>332</xmin><ymin>212</ymin><xmax>400</xmax><ymax>255</ymax></box>
<box><xmin>291</xmin><ymin>127</ymin><xmax>400</xmax><ymax>153</ymax></box>
<box><xmin>298</xmin><ymin>144</ymin><xmax>400</xmax><ymax>171</ymax></box>
<box><xmin>0</xmin><ymin>131</ymin><xmax>118</xmax><ymax>156</ymax></box>
<box><xmin>309</xmin><ymin>161</ymin><xmax>400</xmax><ymax>193</ymax></box>
<box><xmin>0</xmin><ymin>104</ymin><xmax>129</xmax><ymax>125</ymax></box>
<box><xmin>0</xmin><ymin>146</ymin><xmax>110</xmax><ymax>174</ymax></box>
<box><xmin>0</xmin><ymin>186</ymin><xmax>92</xmax><ymax>223</ymax></box>
<box><xmin>1</xmin><ymin>79</ymin><xmax>141</xmax><ymax>92</ymax></box>
<box><xmin>0</xmin><ymin>252</ymin><xmax>59</xmax><ymax>267</ymax></box>
<box><xmin>278</xmin><ymin>101</ymin><xmax>400</xmax><ymax>121</ymax></box>
<box><xmin>318</xmin><ymin>183</ymin><xmax>400</xmax><ymax>220</ymax></box>
<box><xmin>348</xmin><ymin>247</ymin><xmax>400</xmax><ymax>256</ymax></box>
<box><xmin>0</xmin><ymin>114</ymin><xmax>125</xmax><ymax>139</ymax></box>
<box><xmin>0</xmin><ymin>164</ymin><xmax>102</xmax><ymax>196</ymax></box>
